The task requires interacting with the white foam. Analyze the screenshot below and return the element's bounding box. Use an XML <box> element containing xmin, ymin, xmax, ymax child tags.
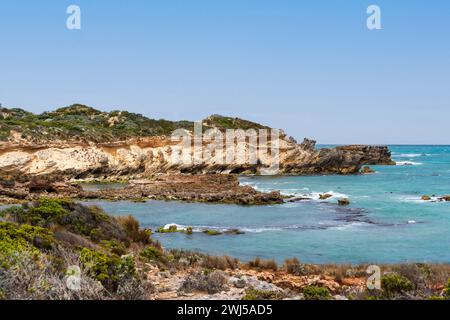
<box><xmin>329</xmin><ymin>222</ymin><xmax>366</xmax><ymax>231</ymax></box>
<box><xmin>162</xmin><ymin>223</ymin><xmax>187</xmax><ymax>231</ymax></box>
<box><xmin>396</xmin><ymin>195</ymin><xmax>439</xmax><ymax>203</ymax></box>
<box><xmin>396</xmin><ymin>153</ymin><xmax>422</xmax><ymax>157</ymax></box>
<box><xmin>309</xmin><ymin>190</ymin><xmax>349</xmax><ymax>201</ymax></box>
<box><xmin>407</xmin><ymin>220</ymin><xmax>416</xmax><ymax>224</ymax></box>
<box><xmin>281</xmin><ymin>190</ymin><xmax>349</xmax><ymax>202</ymax></box>
<box><xmin>240</xmin><ymin>180</ymin><xmax>348</xmax><ymax>203</ymax></box>
<box><xmin>395</xmin><ymin>161</ymin><xmax>423</xmax><ymax>166</ymax></box>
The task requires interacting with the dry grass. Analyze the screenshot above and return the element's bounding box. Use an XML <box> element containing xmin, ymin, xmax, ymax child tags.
<box><xmin>116</xmin><ymin>215</ymin><xmax>153</xmax><ymax>245</ymax></box>
<box><xmin>247</xmin><ymin>257</ymin><xmax>278</xmax><ymax>271</ymax></box>
<box><xmin>201</xmin><ymin>255</ymin><xmax>239</xmax><ymax>270</ymax></box>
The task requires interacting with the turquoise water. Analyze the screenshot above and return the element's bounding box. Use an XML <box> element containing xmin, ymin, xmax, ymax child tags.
<box><xmin>85</xmin><ymin>146</ymin><xmax>450</xmax><ymax>264</ymax></box>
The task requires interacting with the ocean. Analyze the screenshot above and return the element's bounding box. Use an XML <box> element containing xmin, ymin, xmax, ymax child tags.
<box><xmin>84</xmin><ymin>145</ymin><xmax>450</xmax><ymax>264</ymax></box>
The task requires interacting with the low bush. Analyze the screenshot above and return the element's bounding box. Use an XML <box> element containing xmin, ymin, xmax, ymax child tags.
<box><xmin>116</xmin><ymin>215</ymin><xmax>151</xmax><ymax>244</ymax></box>
<box><xmin>140</xmin><ymin>246</ymin><xmax>164</xmax><ymax>262</ymax></box>
<box><xmin>381</xmin><ymin>273</ymin><xmax>414</xmax><ymax>298</ymax></box>
<box><xmin>179</xmin><ymin>270</ymin><xmax>228</xmax><ymax>294</ymax></box>
<box><xmin>303</xmin><ymin>285</ymin><xmax>331</xmax><ymax>300</ymax></box>
<box><xmin>283</xmin><ymin>257</ymin><xmax>312</xmax><ymax>276</ymax></box>
<box><xmin>444</xmin><ymin>279</ymin><xmax>450</xmax><ymax>299</ymax></box>
<box><xmin>79</xmin><ymin>247</ymin><xmax>136</xmax><ymax>291</ymax></box>
<box><xmin>28</xmin><ymin>198</ymin><xmax>71</xmax><ymax>221</ymax></box>
<box><xmin>0</xmin><ymin>222</ymin><xmax>54</xmax><ymax>268</ymax></box>
<box><xmin>242</xmin><ymin>288</ymin><xmax>284</xmax><ymax>300</ymax></box>
<box><xmin>1</xmin><ymin>199</ymin><xmax>71</xmax><ymax>226</ymax></box>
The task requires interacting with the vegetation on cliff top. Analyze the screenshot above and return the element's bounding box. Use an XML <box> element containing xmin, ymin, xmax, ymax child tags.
<box><xmin>0</xmin><ymin>104</ymin><xmax>193</xmax><ymax>142</ymax></box>
<box><xmin>0</xmin><ymin>104</ymin><xmax>270</xmax><ymax>143</ymax></box>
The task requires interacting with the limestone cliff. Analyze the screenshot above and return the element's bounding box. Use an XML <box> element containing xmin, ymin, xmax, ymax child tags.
<box><xmin>0</xmin><ymin>105</ymin><xmax>394</xmax><ymax>182</ymax></box>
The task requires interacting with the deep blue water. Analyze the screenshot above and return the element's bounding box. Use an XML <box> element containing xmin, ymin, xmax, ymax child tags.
<box><xmin>84</xmin><ymin>145</ymin><xmax>450</xmax><ymax>264</ymax></box>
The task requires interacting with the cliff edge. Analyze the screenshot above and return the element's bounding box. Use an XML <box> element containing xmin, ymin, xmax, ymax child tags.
<box><xmin>0</xmin><ymin>104</ymin><xmax>394</xmax><ymax>182</ymax></box>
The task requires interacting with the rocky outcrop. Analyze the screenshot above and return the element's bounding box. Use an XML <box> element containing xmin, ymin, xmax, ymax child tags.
<box><xmin>0</xmin><ymin>106</ymin><xmax>394</xmax><ymax>182</ymax></box>
<box><xmin>335</xmin><ymin>145</ymin><xmax>395</xmax><ymax>165</ymax></box>
<box><xmin>0</xmin><ymin>138</ymin><xmax>394</xmax><ymax>182</ymax></box>
<box><xmin>279</xmin><ymin>140</ymin><xmax>393</xmax><ymax>175</ymax></box>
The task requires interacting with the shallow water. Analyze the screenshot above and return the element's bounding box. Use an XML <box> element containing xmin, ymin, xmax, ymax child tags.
<box><xmin>77</xmin><ymin>145</ymin><xmax>449</xmax><ymax>263</ymax></box>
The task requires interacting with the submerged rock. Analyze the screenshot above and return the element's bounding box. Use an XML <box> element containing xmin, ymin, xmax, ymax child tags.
<box><xmin>421</xmin><ymin>195</ymin><xmax>431</xmax><ymax>201</ymax></box>
<box><xmin>224</xmin><ymin>229</ymin><xmax>245</xmax><ymax>235</ymax></box>
<box><xmin>338</xmin><ymin>198</ymin><xmax>350</xmax><ymax>206</ymax></box>
<box><xmin>203</xmin><ymin>229</ymin><xmax>222</xmax><ymax>236</ymax></box>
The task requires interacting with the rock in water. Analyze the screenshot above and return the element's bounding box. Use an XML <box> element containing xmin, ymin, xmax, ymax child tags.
<box><xmin>338</xmin><ymin>198</ymin><xmax>350</xmax><ymax>206</ymax></box>
<box><xmin>361</xmin><ymin>166</ymin><xmax>375</xmax><ymax>174</ymax></box>
<box><xmin>319</xmin><ymin>193</ymin><xmax>333</xmax><ymax>200</ymax></box>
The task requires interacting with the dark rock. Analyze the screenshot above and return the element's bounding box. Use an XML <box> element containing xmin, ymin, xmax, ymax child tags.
<box><xmin>338</xmin><ymin>198</ymin><xmax>350</xmax><ymax>206</ymax></box>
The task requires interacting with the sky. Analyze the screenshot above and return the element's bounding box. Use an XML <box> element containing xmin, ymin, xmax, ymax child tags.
<box><xmin>0</xmin><ymin>0</ymin><xmax>449</xmax><ymax>144</ymax></box>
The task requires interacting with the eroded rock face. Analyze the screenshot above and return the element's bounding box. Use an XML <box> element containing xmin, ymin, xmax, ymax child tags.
<box><xmin>0</xmin><ymin>135</ymin><xmax>394</xmax><ymax>182</ymax></box>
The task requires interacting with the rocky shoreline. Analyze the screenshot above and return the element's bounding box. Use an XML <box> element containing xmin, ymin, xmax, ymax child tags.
<box><xmin>0</xmin><ymin>174</ymin><xmax>284</xmax><ymax>205</ymax></box>
<box><xmin>0</xmin><ymin>105</ymin><xmax>397</xmax><ymax>205</ymax></box>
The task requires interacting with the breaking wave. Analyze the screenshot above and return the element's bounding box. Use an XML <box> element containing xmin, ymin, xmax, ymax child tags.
<box><xmin>395</xmin><ymin>161</ymin><xmax>423</xmax><ymax>166</ymax></box>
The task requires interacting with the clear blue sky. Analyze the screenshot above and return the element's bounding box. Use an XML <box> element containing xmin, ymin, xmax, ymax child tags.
<box><xmin>1</xmin><ymin>0</ymin><xmax>449</xmax><ymax>144</ymax></box>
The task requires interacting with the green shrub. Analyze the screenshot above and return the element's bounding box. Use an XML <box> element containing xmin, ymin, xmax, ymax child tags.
<box><xmin>381</xmin><ymin>273</ymin><xmax>414</xmax><ymax>298</ymax></box>
<box><xmin>1</xmin><ymin>199</ymin><xmax>71</xmax><ymax>227</ymax></box>
<box><xmin>29</xmin><ymin>198</ymin><xmax>70</xmax><ymax>220</ymax></box>
<box><xmin>242</xmin><ymin>288</ymin><xmax>284</xmax><ymax>300</ymax></box>
<box><xmin>57</xmin><ymin>204</ymin><xmax>128</xmax><ymax>243</ymax></box>
<box><xmin>101</xmin><ymin>239</ymin><xmax>127</xmax><ymax>256</ymax></box>
<box><xmin>303</xmin><ymin>285</ymin><xmax>331</xmax><ymax>300</ymax></box>
<box><xmin>0</xmin><ymin>222</ymin><xmax>53</xmax><ymax>268</ymax></box>
<box><xmin>79</xmin><ymin>247</ymin><xmax>136</xmax><ymax>291</ymax></box>
<box><xmin>140</xmin><ymin>246</ymin><xmax>163</xmax><ymax>261</ymax></box>
<box><xmin>444</xmin><ymin>279</ymin><xmax>450</xmax><ymax>299</ymax></box>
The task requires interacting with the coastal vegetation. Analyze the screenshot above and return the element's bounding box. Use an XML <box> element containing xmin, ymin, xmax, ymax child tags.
<box><xmin>0</xmin><ymin>104</ymin><xmax>193</xmax><ymax>142</ymax></box>
<box><xmin>0</xmin><ymin>105</ymin><xmax>272</xmax><ymax>143</ymax></box>
<box><xmin>0</xmin><ymin>199</ymin><xmax>449</xmax><ymax>300</ymax></box>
